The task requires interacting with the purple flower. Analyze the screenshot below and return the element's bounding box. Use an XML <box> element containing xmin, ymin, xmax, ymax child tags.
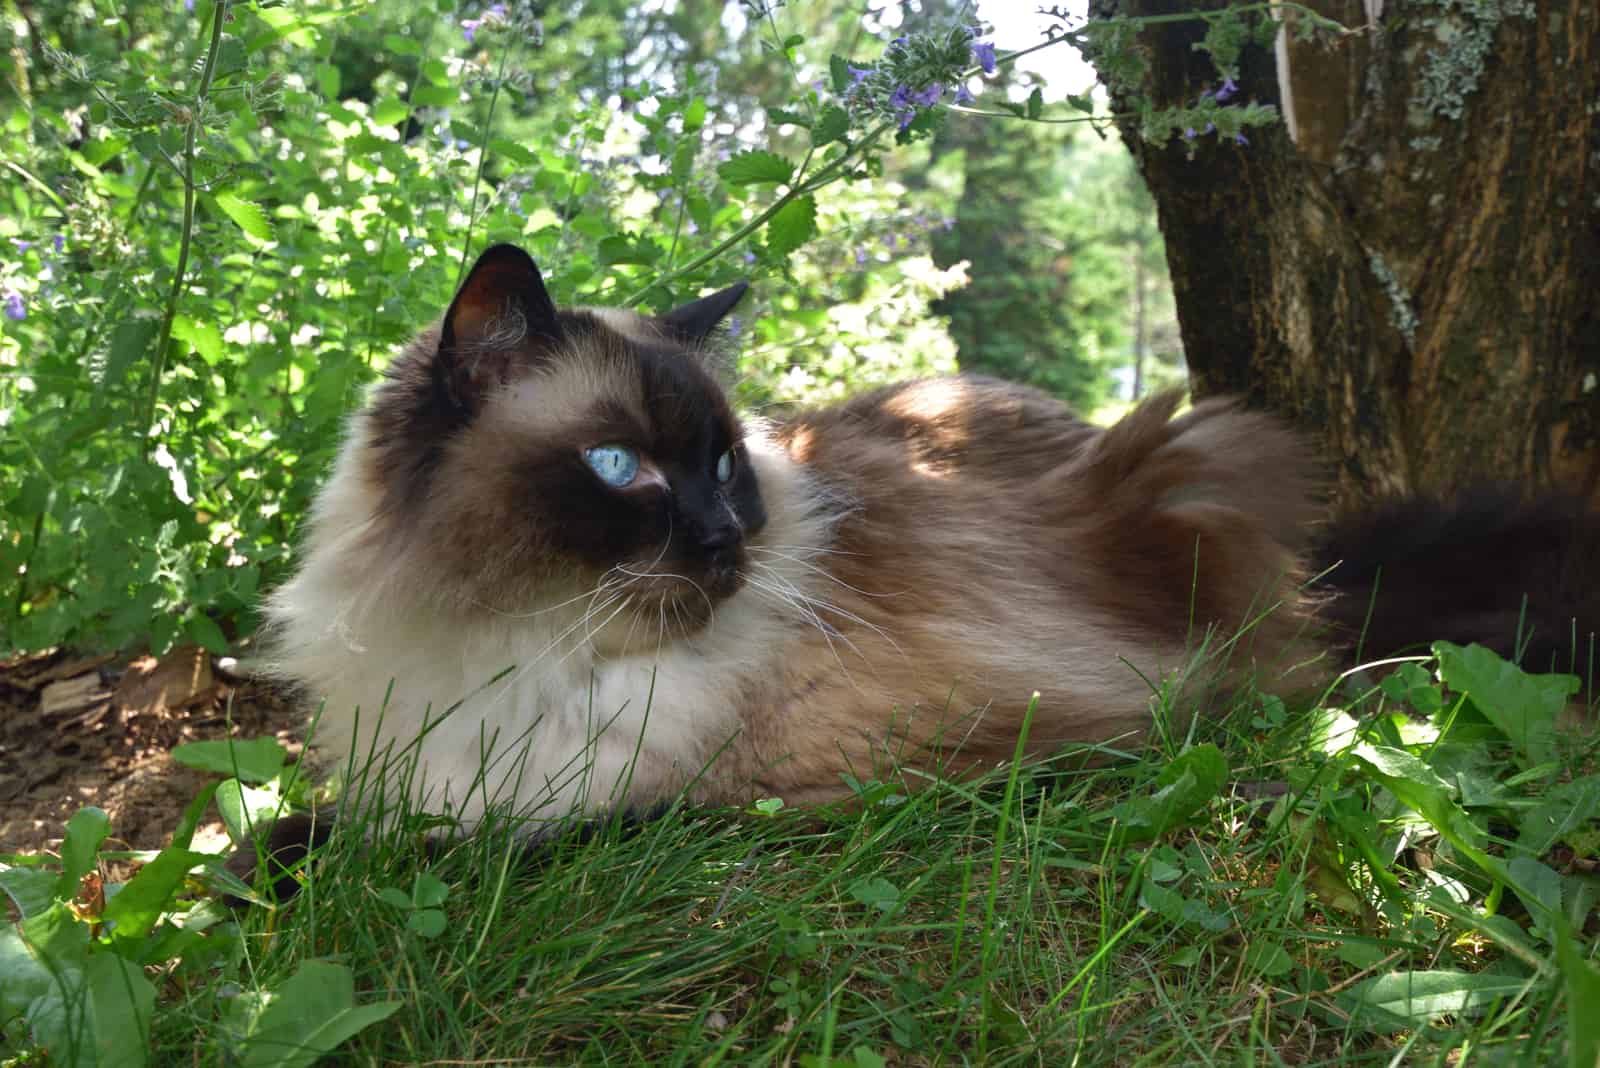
<box><xmin>849</xmin><ymin>65</ymin><xmax>871</xmax><ymax>87</ymax></box>
<box><xmin>742</xmin><ymin>251</ymin><xmax>757</xmax><ymax>264</ymax></box>
<box><xmin>1216</xmin><ymin>77</ymin><xmax>1239</xmax><ymax>103</ymax></box>
<box><xmin>909</xmin><ymin>84</ymin><xmax>942</xmax><ymax>107</ymax></box>
<box><xmin>1184</xmin><ymin>127</ymin><xmax>1197</xmax><ymax>140</ymax></box>
<box><xmin>462</xmin><ymin>18</ymin><xmax>481</xmax><ymax>42</ymax></box>
<box><xmin>1235</xmin><ymin>132</ymin><xmax>1249</xmax><ymax>146</ymax></box>
<box><xmin>12</xmin><ymin>239</ymin><xmax>31</xmax><ymax>251</ymax></box>
<box><xmin>686</xmin><ymin>220</ymin><xmax>699</xmax><ymax>235</ymax></box>
<box><xmin>891</xmin><ymin>35</ymin><xmax>908</xmax><ymax>48</ymax></box>
<box><xmin>954</xmin><ymin>82</ymin><xmax>976</xmax><ymax>106</ymax></box>
<box><xmin>3</xmin><ymin>291</ymin><xmax>24</xmax><ymax>321</ymax></box>
<box><xmin>490</xmin><ymin>2</ymin><xmax>506</xmax><ymax>14</ymax></box>
<box><xmin>897</xmin><ymin>110</ymin><xmax>915</xmax><ymax>131</ymax></box>
<box><xmin>184</xmin><ymin>0</ymin><xmax>194</xmax><ymax>10</ymax></box>
<box><xmin>727</xmin><ymin>315</ymin><xmax>742</xmax><ymax>339</ymax></box>
<box><xmin>53</xmin><ymin>235</ymin><xmax>64</xmax><ymax>253</ymax></box>
<box><xmin>890</xmin><ymin>85</ymin><xmax>910</xmax><ymax>110</ymax></box>
<box><xmin>972</xmin><ymin>41</ymin><xmax>997</xmax><ymax>75</ymax></box>
<box><xmin>883</xmin><ymin>233</ymin><xmax>899</xmax><ymax>250</ymax></box>
<box><xmin>854</xmin><ymin>247</ymin><xmax>868</xmax><ymax>265</ymax></box>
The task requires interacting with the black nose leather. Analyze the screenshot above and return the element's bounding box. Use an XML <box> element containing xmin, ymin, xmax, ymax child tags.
<box><xmin>698</xmin><ymin>521</ymin><xmax>741</xmax><ymax>552</ymax></box>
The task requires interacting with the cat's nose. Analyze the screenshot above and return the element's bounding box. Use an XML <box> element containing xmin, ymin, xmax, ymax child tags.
<box><xmin>697</xmin><ymin>520</ymin><xmax>741</xmax><ymax>552</ymax></box>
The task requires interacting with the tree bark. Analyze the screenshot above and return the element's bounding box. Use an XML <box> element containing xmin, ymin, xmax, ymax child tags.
<box><xmin>1087</xmin><ymin>0</ymin><xmax>1600</xmax><ymax>508</ymax></box>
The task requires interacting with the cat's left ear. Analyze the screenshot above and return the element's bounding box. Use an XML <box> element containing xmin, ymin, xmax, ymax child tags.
<box><xmin>654</xmin><ymin>282</ymin><xmax>750</xmax><ymax>344</ymax></box>
<box><xmin>436</xmin><ymin>244</ymin><xmax>562</xmax><ymax>413</ymax></box>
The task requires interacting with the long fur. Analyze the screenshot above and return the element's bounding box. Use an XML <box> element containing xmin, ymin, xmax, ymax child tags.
<box><xmin>265</xmin><ymin>296</ymin><xmax>1322</xmax><ymax>832</ymax></box>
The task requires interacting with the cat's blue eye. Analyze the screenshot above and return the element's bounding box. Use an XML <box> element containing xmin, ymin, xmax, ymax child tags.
<box><xmin>584</xmin><ymin>444</ymin><xmax>640</xmax><ymax>488</ymax></box>
<box><xmin>715</xmin><ymin>449</ymin><xmax>735</xmax><ymax>483</ymax></box>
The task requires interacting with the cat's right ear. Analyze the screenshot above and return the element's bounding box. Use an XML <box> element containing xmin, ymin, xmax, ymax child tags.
<box><xmin>436</xmin><ymin>244</ymin><xmax>562</xmax><ymax>411</ymax></box>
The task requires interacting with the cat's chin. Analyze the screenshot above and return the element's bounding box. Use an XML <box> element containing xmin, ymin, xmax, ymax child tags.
<box><xmin>583</xmin><ymin>573</ymin><xmax>745</xmax><ymax>655</ymax></box>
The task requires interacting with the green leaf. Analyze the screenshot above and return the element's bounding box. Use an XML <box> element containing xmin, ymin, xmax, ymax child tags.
<box><xmin>671</xmin><ymin>141</ymin><xmax>695</xmax><ymax>185</ymax></box>
<box><xmin>102</xmin><ymin>849</ymin><xmax>211</xmax><ymax>947</ymax></box>
<box><xmin>185</xmin><ymin>612</ymin><xmax>229</xmax><ymax>654</ymax></box>
<box><xmin>407</xmin><ymin>909</ymin><xmax>447</xmax><ymax>938</ymax></box>
<box><xmin>1109</xmin><ymin>744</ymin><xmax>1227</xmax><ymax>844</ymax></box>
<box><xmin>1354</xmin><ymin>743</ymin><xmax>1495</xmax><ymax>871</ymax></box>
<box><xmin>171</xmin><ymin>316</ymin><xmax>224</xmax><ymax>365</ymax></box>
<box><xmin>420</xmin><ymin>58</ymin><xmax>450</xmax><ymax>86</ymax></box>
<box><xmin>0</xmin><ymin>925</ymin><xmax>57</xmax><ymax>1023</ymax></box>
<box><xmin>1435</xmin><ymin>641</ymin><xmax>1574</xmax><ymax>768</ymax></box>
<box><xmin>411</xmin><ymin>872</ymin><xmax>449</xmax><ymax>909</ymax></box>
<box><xmin>1026</xmin><ymin>88</ymin><xmax>1044</xmax><ymax>120</ymax></box>
<box><xmin>171</xmin><ymin>737</ymin><xmax>287</xmax><ymax>782</ymax></box>
<box><xmin>682</xmin><ymin>96</ymin><xmax>707</xmax><ymax>133</ymax></box>
<box><xmin>57</xmin><ymin>806</ymin><xmax>111</xmax><ymax>898</ymax></box>
<box><xmin>848</xmin><ymin>876</ymin><xmax>900</xmax><ymax>914</ymax></box>
<box><xmin>1243</xmin><ymin>940</ymin><xmax>1294</xmax><ymax>977</ymax></box>
<box><xmin>38</xmin><ymin>951</ymin><xmax>155</xmax><ymax>1068</ymax></box>
<box><xmin>104</xmin><ymin>319</ymin><xmax>158</xmax><ymax>386</ymax></box>
<box><xmin>597</xmin><ymin>234</ymin><xmax>662</xmax><ymax>266</ymax></box>
<box><xmin>488</xmin><ymin>139</ymin><xmax>536</xmax><ymax>165</ymax></box>
<box><xmin>371</xmin><ymin>97</ymin><xmax>410</xmax><ymax>126</ymax></box>
<box><xmin>382</xmin><ymin>33</ymin><xmax>420</xmax><ymax>56</ymax></box>
<box><xmin>1557</xmin><ymin>927</ymin><xmax>1600</xmax><ymax>1068</ymax></box>
<box><xmin>718</xmin><ymin>150</ymin><xmax>794</xmax><ymax>187</ymax></box>
<box><xmin>811</xmin><ymin>105</ymin><xmax>849</xmax><ymax>147</ymax></box>
<box><xmin>767</xmin><ymin>106</ymin><xmax>811</xmax><ymax>129</ymax></box>
<box><xmin>314</xmin><ymin>63</ymin><xmax>340</xmax><ymax>100</ymax></box>
<box><xmin>0</xmin><ymin>866</ymin><xmax>58</xmax><ymax>919</ymax></box>
<box><xmin>411</xmin><ymin>84</ymin><xmax>457</xmax><ymax>109</ymax></box>
<box><xmin>239</xmin><ymin>960</ymin><xmax>403</xmax><ymax>1068</ymax></box>
<box><xmin>765</xmin><ymin>194</ymin><xmax>816</xmax><ymax>258</ymax></box>
<box><xmin>215</xmin><ymin>779</ymin><xmax>286</xmax><ymax>843</ymax></box>
<box><xmin>1506</xmin><ymin>855</ymin><xmax>1562</xmax><ymax>940</ymax></box>
<box><xmin>376</xmin><ymin>887</ymin><xmax>412</xmax><ymax>909</ymax></box>
<box><xmin>829</xmin><ymin>54</ymin><xmax>852</xmax><ymax>94</ymax></box>
<box><xmin>214</xmin><ymin>192</ymin><xmax>275</xmax><ymax>242</ymax></box>
<box><xmin>1341</xmin><ymin>970</ymin><xmax>1533</xmax><ymax>1031</ymax></box>
<box><xmin>1519</xmin><ymin>775</ymin><xmax>1600</xmax><ymax>855</ymax></box>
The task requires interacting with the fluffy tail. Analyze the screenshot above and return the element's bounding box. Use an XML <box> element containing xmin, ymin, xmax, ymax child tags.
<box><xmin>1312</xmin><ymin>486</ymin><xmax>1600</xmax><ymax>674</ymax></box>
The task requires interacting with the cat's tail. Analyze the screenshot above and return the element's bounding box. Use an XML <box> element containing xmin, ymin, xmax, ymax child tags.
<box><xmin>1311</xmin><ymin>486</ymin><xmax>1600</xmax><ymax>675</ymax></box>
<box><xmin>1051</xmin><ymin>389</ymin><xmax>1324</xmax><ymax>679</ymax></box>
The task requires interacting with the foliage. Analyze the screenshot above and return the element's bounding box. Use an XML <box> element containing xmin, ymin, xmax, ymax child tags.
<box><xmin>4</xmin><ymin>643</ymin><xmax>1596</xmax><ymax>1062</ymax></box>
<box><xmin>0</xmin><ymin>0</ymin><xmax>1338</xmax><ymax>657</ymax></box>
<box><xmin>0</xmin><ymin>736</ymin><xmax>405</xmax><ymax>1066</ymax></box>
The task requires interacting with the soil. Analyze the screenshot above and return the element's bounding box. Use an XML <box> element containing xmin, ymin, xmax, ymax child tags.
<box><xmin>0</xmin><ymin>644</ymin><xmax>306</xmax><ymax>859</ymax></box>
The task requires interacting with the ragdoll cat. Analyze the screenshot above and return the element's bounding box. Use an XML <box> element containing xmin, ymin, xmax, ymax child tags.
<box><xmin>263</xmin><ymin>243</ymin><xmax>1325</xmax><ymax>836</ymax></box>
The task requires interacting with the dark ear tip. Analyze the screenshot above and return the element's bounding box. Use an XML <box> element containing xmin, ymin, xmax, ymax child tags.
<box><xmin>470</xmin><ymin>243</ymin><xmax>542</xmax><ymax>274</ymax></box>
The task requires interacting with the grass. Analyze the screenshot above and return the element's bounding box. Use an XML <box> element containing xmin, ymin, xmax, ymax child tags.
<box><xmin>5</xmin><ymin>643</ymin><xmax>1599</xmax><ymax>1066</ymax></box>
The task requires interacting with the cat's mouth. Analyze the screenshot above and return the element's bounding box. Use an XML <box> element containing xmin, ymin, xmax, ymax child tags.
<box><xmin>593</xmin><ymin>550</ymin><xmax>746</xmax><ymax>643</ymax></box>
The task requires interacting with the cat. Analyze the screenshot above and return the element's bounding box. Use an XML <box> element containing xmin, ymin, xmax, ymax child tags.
<box><xmin>261</xmin><ymin>243</ymin><xmax>1328</xmax><ymax>842</ymax></box>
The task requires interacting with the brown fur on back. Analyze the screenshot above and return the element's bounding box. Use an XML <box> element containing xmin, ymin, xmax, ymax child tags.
<box><xmin>700</xmin><ymin>380</ymin><xmax>1323</xmax><ymax>805</ymax></box>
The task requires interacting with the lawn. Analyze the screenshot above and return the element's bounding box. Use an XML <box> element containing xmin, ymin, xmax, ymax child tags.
<box><xmin>4</xmin><ymin>641</ymin><xmax>1595</xmax><ymax>1065</ymax></box>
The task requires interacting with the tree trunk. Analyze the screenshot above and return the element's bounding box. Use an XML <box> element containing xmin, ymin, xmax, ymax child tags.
<box><xmin>1087</xmin><ymin>0</ymin><xmax>1600</xmax><ymax>508</ymax></box>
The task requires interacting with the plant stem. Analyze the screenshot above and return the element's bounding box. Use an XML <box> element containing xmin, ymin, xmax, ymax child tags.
<box><xmin>455</xmin><ymin>36</ymin><xmax>518</xmax><ymax>289</ymax></box>
<box><xmin>144</xmin><ymin>0</ymin><xmax>228</xmax><ymax>446</ymax></box>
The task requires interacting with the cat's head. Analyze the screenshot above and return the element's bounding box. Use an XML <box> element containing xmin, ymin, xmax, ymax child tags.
<box><xmin>360</xmin><ymin>244</ymin><xmax>763</xmax><ymax>635</ymax></box>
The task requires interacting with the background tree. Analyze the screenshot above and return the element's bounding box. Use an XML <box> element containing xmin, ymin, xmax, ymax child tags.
<box><xmin>1083</xmin><ymin>0</ymin><xmax>1600</xmax><ymax>506</ymax></box>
